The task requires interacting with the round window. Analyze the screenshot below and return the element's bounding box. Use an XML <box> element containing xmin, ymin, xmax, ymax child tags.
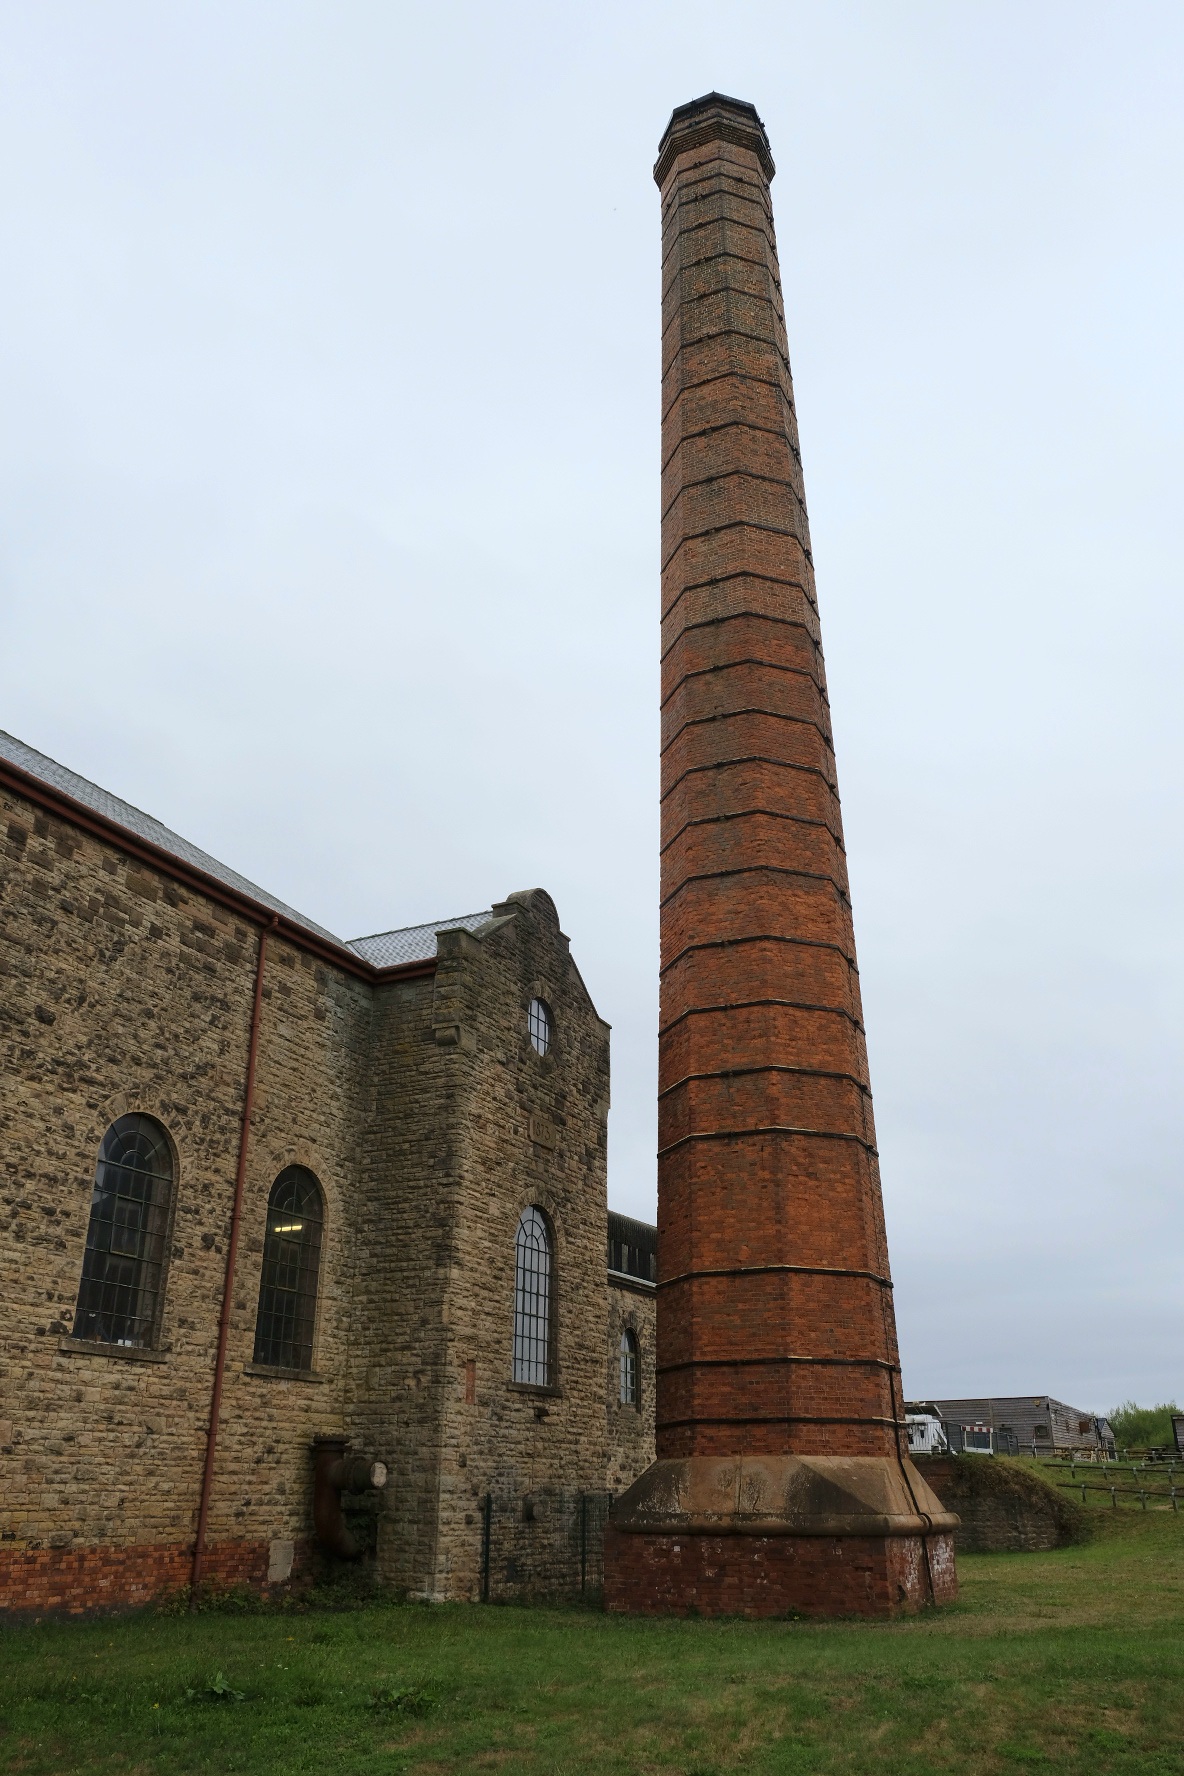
<box><xmin>528</xmin><ymin>998</ymin><xmax>552</xmax><ymax>1057</ymax></box>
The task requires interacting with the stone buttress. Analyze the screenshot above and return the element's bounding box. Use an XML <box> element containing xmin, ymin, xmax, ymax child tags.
<box><xmin>603</xmin><ymin>93</ymin><xmax>957</xmax><ymax>1618</ymax></box>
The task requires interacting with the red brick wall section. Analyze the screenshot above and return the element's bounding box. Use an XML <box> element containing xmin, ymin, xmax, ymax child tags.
<box><xmin>656</xmin><ymin>93</ymin><xmax>902</xmax><ymax>1463</ymax></box>
<box><xmin>0</xmin><ymin>1539</ymin><xmax>312</xmax><ymax>1619</ymax></box>
<box><xmin>603</xmin><ymin>1527</ymin><xmax>957</xmax><ymax>1619</ymax></box>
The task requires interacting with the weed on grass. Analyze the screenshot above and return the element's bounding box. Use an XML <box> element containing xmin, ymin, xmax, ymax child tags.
<box><xmin>184</xmin><ymin>1670</ymin><xmax>245</xmax><ymax>1704</ymax></box>
<box><xmin>369</xmin><ymin>1682</ymin><xmax>437</xmax><ymax>1716</ymax></box>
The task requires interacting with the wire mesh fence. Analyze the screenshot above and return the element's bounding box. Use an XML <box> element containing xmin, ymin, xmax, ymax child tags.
<box><xmin>478</xmin><ymin>1489</ymin><xmax>614</xmax><ymax>1605</ymax></box>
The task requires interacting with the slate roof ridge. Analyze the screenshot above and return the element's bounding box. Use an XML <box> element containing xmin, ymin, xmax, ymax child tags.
<box><xmin>0</xmin><ymin>728</ymin><xmax>344</xmax><ymax>946</ymax></box>
<box><xmin>0</xmin><ymin>728</ymin><xmax>501</xmax><ymax>974</ymax></box>
<box><xmin>607</xmin><ymin>1209</ymin><xmax>658</xmax><ymax>1240</ymax></box>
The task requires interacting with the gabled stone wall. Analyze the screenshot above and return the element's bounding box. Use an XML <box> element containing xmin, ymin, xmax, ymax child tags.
<box><xmin>427</xmin><ymin>892</ymin><xmax>611</xmax><ymax>1603</ymax></box>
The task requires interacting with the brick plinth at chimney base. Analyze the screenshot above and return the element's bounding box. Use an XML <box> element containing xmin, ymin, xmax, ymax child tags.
<box><xmin>604</xmin><ymin>1453</ymin><xmax>957</xmax><ymax>1616</ymax></box>
<box><xmin>604</xmin><ymin>1526</ymin><xmax>957</xmax><ymax>1619</ymax></box>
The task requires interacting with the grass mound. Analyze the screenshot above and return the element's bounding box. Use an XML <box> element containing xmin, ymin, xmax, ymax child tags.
<box><xmin>924</xmin><ymin>1453</ymin><xmax>1088</xmax><ymax>1545</ymax></box>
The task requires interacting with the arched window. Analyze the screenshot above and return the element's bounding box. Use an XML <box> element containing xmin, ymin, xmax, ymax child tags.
<box><xmin>73</xmin><ymin>1114</ymin><xmax>174</xmax><ymax>1348</ymax></box>
<box><xmin>513</xmin><ymin>1206</ymin><xmax>553</xmax><ymax>1386</ymax></box>
<box><xmin>252</xmin><ymin>1167</ymin><xmax>324</xmax><ymax>1372</ymax></box>
<box><xmin>527</xmin><ymin>998</ymin><xmax>552</xmax><ymax>1057</ymax></box>
<box><xmin>619</xmin><ymin>1329</ymin><xmax>639</xmax><ymax>1407</ymax></box>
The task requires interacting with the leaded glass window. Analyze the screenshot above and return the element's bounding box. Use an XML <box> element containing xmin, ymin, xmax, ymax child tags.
<box><xmin>73</xmin><ymin>1114</ymin><xmax>174</xmax><ymax>1348</ymax></box>
<box><xmin>252</xmin><ymin>1167</ymin><xmax>324</xmax><ymax>1371</ymax></box>
<box><xmin>619</xmin><ymin>1329</ymin><xmax>638</xmax><ymax>1406</ymax></box>
<box><xmin>513</xmin><ymin>1206</ymin><xmax>552</xmax><ymax>1386</ymax></box>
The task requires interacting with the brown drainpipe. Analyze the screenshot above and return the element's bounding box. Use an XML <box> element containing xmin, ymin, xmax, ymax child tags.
<box><xmin>189</xmin><ymin>915</ymin><xmax>276</xmax><ymax>1606</ymax></box>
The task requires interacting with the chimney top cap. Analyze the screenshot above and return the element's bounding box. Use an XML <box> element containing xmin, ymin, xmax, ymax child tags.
<box><xmin>654</xmin><ymin>92</ymin><xmax>775</xmax><ymax>188</ymax></box>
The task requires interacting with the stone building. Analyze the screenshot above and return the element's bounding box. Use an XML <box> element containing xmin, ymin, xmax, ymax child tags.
<box><xmin>0</xmin><ymin>729</ymin><xmax>654</xmax><ymax>1615</ymax></box>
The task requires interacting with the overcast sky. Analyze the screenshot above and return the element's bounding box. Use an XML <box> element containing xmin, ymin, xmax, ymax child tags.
<box><xmin>2</xmin><ymin>2</ymin><xmax>1181</xmax><ymax>1414</ymax></box>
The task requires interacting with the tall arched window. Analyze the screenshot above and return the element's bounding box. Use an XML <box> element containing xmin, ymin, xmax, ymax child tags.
<box><xmin>619</xmin><ymin>1329</ymin><xmax>639</xmax><ymax>1406</ymax></box>
<box><xmin>252</xmin><ymin>1167</ymin><xmax>324</xmax><ymax>1372</ymax></box>
<box><xmin>73</xmin><ymin>1114</ymin><xmax>174</xmax><ymax>1348</ymax></box>
<box><xmin>513</xmin><ymin>1206</ymin><xmax>553</xmax><ymax>1386</ymax></box>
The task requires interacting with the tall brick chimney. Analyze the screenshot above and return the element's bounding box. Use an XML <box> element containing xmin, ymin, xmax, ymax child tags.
<box><xmin>603</xmin><ymin>94</ymin><xmax>958</xmax><ymax>1618</ymax></box>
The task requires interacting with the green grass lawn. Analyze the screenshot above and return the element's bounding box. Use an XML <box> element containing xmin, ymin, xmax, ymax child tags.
<box><xmin>3</xmin><ymin>1511</ymin><xmax>1184</xmax><ymax>1775</ymax></box>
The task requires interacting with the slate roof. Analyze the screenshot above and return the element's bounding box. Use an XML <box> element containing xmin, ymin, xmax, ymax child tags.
<box><xmin>0</xmin><ymin>729</ymin><xmax>491</xmax><ymax>971</ymax></box>
<box><xmin>346</xmin><ymin>912</ymin><xmax>493</xmax><ymax>968</ymax></box>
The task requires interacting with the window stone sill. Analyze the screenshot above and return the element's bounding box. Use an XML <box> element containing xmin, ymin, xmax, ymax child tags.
<box><xmin>507</xmin><ymin>1380</ymin><xmax>563</xmax><ymax>1399</ymax></box>
<box><xmin>58</xmin><ymin>1337</ymin><xmax>167</xmax><ymax>1364</ymax></box>
<box><xmin>243</xmin><ymin>1362</ymin><xmax>327</xmax><ymax>1384</ymax></box>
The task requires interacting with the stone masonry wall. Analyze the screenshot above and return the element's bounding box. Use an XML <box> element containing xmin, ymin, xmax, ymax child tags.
<box><xmin>194</xmin><ymin>925</ymin><xmax>369</xmax><ymax>1563</ymax></box>
<box><xmin>1</xmin><ymin>770</ymin><xmax>619</xmax><ymax>1614</ymax></box>
<box><xmin>344</xmin><ymin>961</ymin><xmax>462</xmax><ymax>1599</ymax></box>
<box><xmin>0</xmin><ymin>780</ymin><xmax>363</xmax><ymax>1609</ymax></box>
<box><xmin>917</xmin><ymin>1457</ymin><xmax>1075</xmax><ymax>1553</ymax></box>
<box><xmin>430</xmin><ymin>891</ymin><xmax>612</xmax><ymax>1603</ymax></box>
<box><xmin>607</xmin><ymin>1278</ymin><xmax>656</xmax><ymax>1495</ymax></box>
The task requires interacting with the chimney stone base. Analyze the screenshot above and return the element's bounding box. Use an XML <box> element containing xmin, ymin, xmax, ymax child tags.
<box><xmin>603</xmin><ymin>1454</ymin><xmax>958</xmax><ymax>1618</ymax></box>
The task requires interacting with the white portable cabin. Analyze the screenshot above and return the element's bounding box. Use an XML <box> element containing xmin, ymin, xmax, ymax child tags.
<box><xmin>905</xmin><ymin>1412</ymin><xmax>948</xmax><ymax>1457</ymax></box>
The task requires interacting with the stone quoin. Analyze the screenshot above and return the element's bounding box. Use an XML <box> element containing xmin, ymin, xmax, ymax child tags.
<box><xmin>602</xmin><ymin>93</ymin><xmax>957</xmax><ymax>1618</ymax></box>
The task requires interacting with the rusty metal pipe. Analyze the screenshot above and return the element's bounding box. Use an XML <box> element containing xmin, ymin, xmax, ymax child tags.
<box><xmin>312</xmin><ymin>1436</ymin><xmax>388</xmax><ymax>1560</ymax></box>
<box><xmin>190</xmin><ymin>916</ymin><xmax>276</xmax><ymax>1606</ymax></box>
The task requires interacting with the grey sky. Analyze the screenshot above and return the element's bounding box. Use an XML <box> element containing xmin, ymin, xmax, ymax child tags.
<box><xmin>2</xmin><ymin>2</ymin><xmax>1181</xmax><ymax>1413</ymax></box>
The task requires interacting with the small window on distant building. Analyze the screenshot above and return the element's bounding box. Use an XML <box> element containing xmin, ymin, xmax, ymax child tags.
<box><xmin>528</xmin><ymin>998</ymin><xmax>552</xmax><ymax>1057</ymax></box>
<box><xmin>619</xmin><ymin>1329</ymin><xmax>639</xmax><ymax>1406</ymax></box>
<box><xmin>253</xmin><ymin>1167</ymin><xmax>324</xmax><ymax>1372</ymax></box>
<box><xmin>1034</xmin><ymin>1424</ymin><xmax>1050</xmax><ymax>1440</ymax></box>
<box><xmin>513</xmin><ymin>1206</ymin><xmax>553</xmax><ymax>1385</ymax></box>
<box><xmin>73</xmin><ymin>1114</ymin><xmax>174</xmax><ymax>1348</ymax></box>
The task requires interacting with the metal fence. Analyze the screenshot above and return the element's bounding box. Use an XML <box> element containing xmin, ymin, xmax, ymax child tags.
<box><xmin>478</xmin><ymin>1488</ymin><xmax>613</xmax><ymax>1605</ymax></box>
<box><xmin>1030</xmin><ymin>1451</ymin><xmax>1184</xmax><ymax>1510</ymax></box>
<box><xmin>937</xmin><ymin>1423</ymin><xmax>1117</xmax><ymax>1461</ymax></box>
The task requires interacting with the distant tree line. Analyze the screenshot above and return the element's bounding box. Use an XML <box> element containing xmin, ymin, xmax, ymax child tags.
<box><xmin>1109</xmin><ymin>1402</ymin><xmax>1180</xmax><ymax>1449</ymax></box>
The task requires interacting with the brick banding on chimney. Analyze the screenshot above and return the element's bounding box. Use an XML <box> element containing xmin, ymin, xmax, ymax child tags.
<box><xmin>602</xmin><ymin>92</ymin><xmax>958</xmax><ymax>1618</ymax></box>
